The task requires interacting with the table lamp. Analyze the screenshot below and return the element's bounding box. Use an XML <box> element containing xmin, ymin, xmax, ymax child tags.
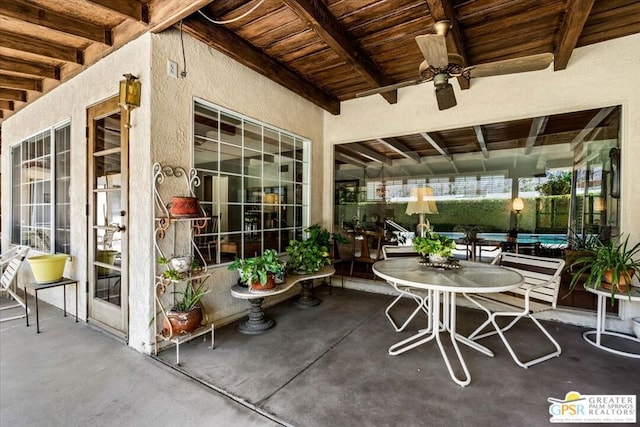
<box><xmin>512</xmin><ymin>197</ymin><xmax>524</xmax><ymax>232</ymax></box>
<box><xmin>264</xmin><ymin>193</ymin><xmax>279</xmax><ymax>212</ymax></box>
<box><xmin>406</xmin><ymin>187</ymin><xmax>438</xmax><ymax>237</ymax></box>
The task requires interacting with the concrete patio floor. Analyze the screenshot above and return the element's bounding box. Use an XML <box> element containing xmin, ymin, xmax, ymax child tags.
<box><xmin>2</xmin><ymin>284</ymin><xmax>639</xmax><ymax>426</ymax></box>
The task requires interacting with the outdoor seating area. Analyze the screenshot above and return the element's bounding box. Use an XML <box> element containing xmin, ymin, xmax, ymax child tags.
<box><xmin>2</xmin><ymin>286</ymin><xmax>639</xmax><ymax>426</ymax></box>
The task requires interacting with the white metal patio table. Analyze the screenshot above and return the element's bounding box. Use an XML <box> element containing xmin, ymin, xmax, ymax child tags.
<box><xmin>583</xmin><ymin>285</ymin><xmax>640</xmax><ymax>358</ymax></box>
<box><xmin>373</xmin><ymin>257</ymin><xmax>524</xmax><ymax>386</ymax></box>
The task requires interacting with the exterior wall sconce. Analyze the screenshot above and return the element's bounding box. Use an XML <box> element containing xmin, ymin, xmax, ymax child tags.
<box><xmin>119</xmin><ymin>73</ymin><xmax>141</xmax><ymax>127</ymax></box>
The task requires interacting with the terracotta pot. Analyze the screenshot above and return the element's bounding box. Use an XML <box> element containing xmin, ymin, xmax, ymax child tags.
<box><xmin>249</xmin><ymin>274</ymin><xmax>276</xmax><ymax>292</ymax></box>
<box><xmin>162</xmin><ymin>305</ymin><xmax>203</xmax><ymax>337</ymax></box>
<box><xmin>167</xmin><ymin>196</ymin><xmax>199</xmax><ymax>217</ymax></box>
<box><xmin>602</xmin><ymin>268</ymin><xmax>636</xmax><ymax>293</ymax></box>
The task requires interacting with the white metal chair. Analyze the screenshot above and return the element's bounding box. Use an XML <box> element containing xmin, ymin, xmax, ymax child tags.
<box><xmin>382</xmin><ymin>245</ymin><xmax>430</xmax><ymax>332</ymax></box>
<box><xmin>1</xmin><ymin>246</ymin><xmax>30</xmax><ymax>322</ymax></box>
<box><xmin>463</xmin><ymin>252</ymin><xmax>565</xmax><ymax>368</ymax></box>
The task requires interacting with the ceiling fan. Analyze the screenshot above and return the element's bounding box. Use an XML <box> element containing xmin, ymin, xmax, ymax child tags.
<box><xmin>356</xmin><ymin>21</ymin><xmax>554</xmax><ymax>110</ymax></box>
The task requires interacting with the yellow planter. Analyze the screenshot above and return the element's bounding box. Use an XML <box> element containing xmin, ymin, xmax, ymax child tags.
<box><xmin>28</xmin><ymin>254</ymin><xmax>68</xmax><ymax>283</ymax></box>
<box><xmin>97</xmin><ymin>250</ymin><xmax>118</xmax><ymax>275</ymax></box>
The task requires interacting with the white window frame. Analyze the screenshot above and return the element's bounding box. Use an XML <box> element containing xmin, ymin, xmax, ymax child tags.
<box><xmin>192</xmin><ymin>99</ymin><xmax>310</xmax><ymax>263</ymax></box>
<box><xmin>10</xmin><ymin>121</ymin><xmax>71</xmax><ymax>254</ymax></box>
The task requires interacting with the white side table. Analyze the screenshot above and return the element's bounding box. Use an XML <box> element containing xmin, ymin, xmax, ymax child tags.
<box><xmin>583</xmin><ymin>285</ymin><xmax>640</xmax><ymax>358</ymax></box>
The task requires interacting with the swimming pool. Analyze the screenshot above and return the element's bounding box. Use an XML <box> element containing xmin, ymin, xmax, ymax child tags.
<box><xmin>439</xmin><ymin>232</ymin><xmax>567</xmax><ymax>247</ymax></box>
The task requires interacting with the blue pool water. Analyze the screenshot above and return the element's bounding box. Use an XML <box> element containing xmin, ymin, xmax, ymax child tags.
<box><xmin>439</xmin><ymin>232</ymin><xmax>567</xmax><ymax>247</ymax></box>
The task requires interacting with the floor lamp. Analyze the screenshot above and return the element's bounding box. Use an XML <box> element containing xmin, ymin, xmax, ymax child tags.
<box><xmin>406</xmin><ymin>187</ymin><xmax>438</xmax><ymax>237</ymax></box>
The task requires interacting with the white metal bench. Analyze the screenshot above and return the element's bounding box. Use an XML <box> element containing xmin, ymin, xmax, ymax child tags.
<box><xmin>463</xmin><ymin>252</ymin><xmax>565</xmax><ymax>368</ymax></box>
<box><xmin>1</xmin><ymin>246</ymin><xmax>30</xmax><ymax>322</ymax></box>
<box><xmin>381</xmin><ymin>245</ymin><xmax>430</xmax><ymax>332</ymax></box>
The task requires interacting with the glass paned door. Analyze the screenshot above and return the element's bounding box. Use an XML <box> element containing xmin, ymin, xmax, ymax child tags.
<box><xmin>87</xmin><ymin>97</ymin><xmax>129</xmax><ymax>338</ymax></box>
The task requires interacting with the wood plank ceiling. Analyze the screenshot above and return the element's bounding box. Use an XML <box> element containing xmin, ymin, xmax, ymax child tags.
<box><xmin>1</xmin><ymin>0</ymin><xmax>639</xmax><ymax>165</ymax></box>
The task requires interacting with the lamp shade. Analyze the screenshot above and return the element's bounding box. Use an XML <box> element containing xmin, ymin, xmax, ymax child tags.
<box><xmin>512</xmin><ymin>197</ymin><xmax>524</xmax><ymax>212</ymax></box>
<box><xmin>264</xmin><ymin>193</ymin><xmax>279</xmax><ymax>212</ymax></box>
<box><xmin>406</xmin><ymin>187</ymin><xmax>438</xmax><ymax>215</ymax></box>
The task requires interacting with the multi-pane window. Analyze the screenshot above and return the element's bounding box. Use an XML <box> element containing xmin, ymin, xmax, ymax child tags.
<box><xmin>11</xmin><ymin>122</ymin><xmax>71</xmax><ymax>253</ymax></box>
<box><xmin>192</xmin><ymin>100</ymin><xmax>310</xmax><ymax>264</ymax></box>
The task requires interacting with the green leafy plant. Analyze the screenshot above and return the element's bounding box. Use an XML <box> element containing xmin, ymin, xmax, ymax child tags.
<box><xmin>305</xmin><ymin>224</ymin><xmax>349</xmax><ymax>247</ymax></box>
<box><xmin>170</xmin><ymin>281</ymin><xmax>209</xmax><ymax>312</ymax></box>
<box><xmin>285</xmin><ymin>225</ymin><xmax>341</xmax><ymax>274</ymax></box>
<box><xmin>412</xmin><ymin>233</ymin><xmax>456</xmax><ymax>258</ymax></box>
<box><xmin>536</xmin><ymin>171</ymin><xmax>572</xmax><ymax>196</ymax></box>
<box><xmin>228</xmin><ymin>249</ymin><xmax>284</xmax><ymax>285</ymax></box>
<box><xmin>570</xmin><ymin>234</ymin><xmax>640</xmax><ymax>301</ymax></box>
<box><xmin>158</xmin><ymin>256</ymin><xmax>202</xmax><ymax>281</ymax></box>
<box><xmin>566</xmin><ymin>228</ymin><xmax>603</xmax><ymax>251</ymax></box>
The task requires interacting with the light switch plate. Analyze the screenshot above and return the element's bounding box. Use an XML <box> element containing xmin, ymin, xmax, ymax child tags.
<box><xmin>167</xmin><ymin>60</ymin><xmax>178</xmax><ymax>78</ymax></box>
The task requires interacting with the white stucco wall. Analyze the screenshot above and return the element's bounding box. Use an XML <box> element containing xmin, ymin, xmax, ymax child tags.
<box><xmin>325</xmin><ymin>33</ymin><xmax>640</xmax><ymax>333</ymax></box>
<box><xmin>134</xmin><ymin>29</ymin><xmax>326</xmax><ymax>353</ymax></box>
<box><xmin>1</xmin><ymin>34</ymin><xmax>153</xmax><ymax>325</ymax></box>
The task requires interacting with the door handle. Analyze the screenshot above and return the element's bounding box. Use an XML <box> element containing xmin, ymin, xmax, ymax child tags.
<box><xmin>95</xmin><ymin>224</ymin><xmax>126</xmax><ymax>232</ymax></box>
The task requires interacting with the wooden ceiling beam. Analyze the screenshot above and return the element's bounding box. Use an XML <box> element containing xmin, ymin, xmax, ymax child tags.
<box><xmin>472</xmin><ymin>126</ymin><xmax>489</xmax><ymax>159</ymax></box>
<box><xmin>335</xmin><ymin>151</ymin><xmax>369</xmax><ymax>168</ymax></box>
<box><xmin>0</xmin><ymin>74</ymin><xmax>42</xmax><ymax>92</ymax></box>
<box><xmin>420</xmin><ymin>132</ymin><xmax>458</xmax><ymax>173</ymax></box>
<box><xmin>0</xmin><ymin>100</ymin><xmax>14</xmax><ymax>110</ymax></box>
<box><xmin>0</xmin><ymin>30</ymin><xmax>83</xmax><ymax>64</ymax></box>
<box><xmin>283</xmin><ymin>0</ymin><xmax>397</xmax><ymax>104</ymax></box>
<box><xmin>0</xmin><ymin>0</ymin><xmax>112</xmax><ymax>45</ymax></box>
<box><xmin>569</xmin><ymin>106</ymin><xmax>615</xmax><ymax>151</ymax></box>
<box><xmin>148</xmin><ymin>0</ymin><xmax>214</xmax><ymax>33</ymax></box>
<box><xmin>87</xmin><ymin>0</ymin><xmax>150</xmax><ymax>23</ymax></box>
<box><xmin>0</xmin><ymin>88</ymin><xmax>27</xmax><ymax>102</ymax></box>
<box><xmin>182</xmin><ymin>15</ymin><xmax>340</xmax><ymax>115</ymax></box>
<box><xmin>554</xmin><ymin>0</ymin><xmax>595</xmax><ymax>71</ymax></box>
<box><xmin>425</xmin><ymin>0</ymin><xmax>470</xmax><ymax>90</ymax></box>
<box><xmin>342</xmin><ymin>143</ymin><xmax>392</xmax><ymax>165</ymax></box>
<box><xmin>525</xmin><ymin>116</ymin><xmax>549</xmax><ymax>155</ymax></box>
<box><xmin>376</xmin><ymin>138</ymin><xmax>421</xmax><ymax>163</ymax></box>
<box><xmin>0</xmin><ymin>56</ymin><xmax>60</xmax><ymax>80</ymax></box>
<box><xmin>420</xmin><ymin>132</ymin><xmax>451</xmax><ymax>160</ymax></box>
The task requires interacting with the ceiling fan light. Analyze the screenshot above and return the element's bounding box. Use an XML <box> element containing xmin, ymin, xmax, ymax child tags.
<box><xmin>435</xmin><ymin>84</ymin><xmax>457</xmax><ymax>110</ymax></box>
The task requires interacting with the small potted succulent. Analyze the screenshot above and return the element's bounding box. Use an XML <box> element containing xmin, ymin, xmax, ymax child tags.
<box><xmin>570</xmin><ymin>234</ymin><xmax>640</xmax><ymax>301</ymax></box>
<box><xmin>158</xmin><ymin>256</ymin><xmax>202</xmax><ymax>281</ymax></box>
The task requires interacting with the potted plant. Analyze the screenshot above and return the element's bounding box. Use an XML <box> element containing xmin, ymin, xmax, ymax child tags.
<box><xmin>228</xmin><ymin>249</ymin><xmax>284</xmax><ymax>291</ymax></box>
<box><xmin>158</xmin><ymin>256</ymin><xmax>202</xmax><ymax>281</ymax></box>
<box><xmin>570</xmin><ymin>234</ymin><xmax>640</xmax><ymax>301</ymax></box>
<box><xmin>285</xmin><ymin>225</ymin><xmax>337</xmax><ymax>274</ymax></box>
<box><xmin>163</xmin><ymin>280</ymin><xmax>210</xmax><ymax>336</ymax></box>
<box><xmin>413</xmin><ymin>232</ymin><xmax>456</xmax><ymax>263</ymax></box>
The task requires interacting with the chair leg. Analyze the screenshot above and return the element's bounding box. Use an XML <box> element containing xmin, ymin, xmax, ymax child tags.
<box><xmin>385</xmin><ymin>289</ymin><xmax>429</xmax><ymax>332</ymax></box>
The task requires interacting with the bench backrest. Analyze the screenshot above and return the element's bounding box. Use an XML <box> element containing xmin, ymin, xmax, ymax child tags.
<box><xmin>492</xmin><ymin>252</ymin><xmax>565</xmax><ymax>307</ymax></box>
<box><xmin>382</xmin><ymin>245</ymin><xmax>419</xmax><ymax>259</ymax></box>
<box><xmin>1</xmin><ymin>246</ymin><xmax>29</xmax><ymax>289</ymax></box>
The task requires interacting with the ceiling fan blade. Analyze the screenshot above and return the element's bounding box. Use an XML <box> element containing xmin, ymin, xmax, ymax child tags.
<box><xmin>415</xmin><ymin>34</ymin><xmax>449</xmax><ymax>68</ymax></box>
<box><xmin>356</xmin><ymin>79</ymin><xmax>424</xmax><ymax>98</ymax></box>
<box><xmin>469</xmin><ymin>53</ymin><xmax>554</xmax><ymax>78</ymax></box>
